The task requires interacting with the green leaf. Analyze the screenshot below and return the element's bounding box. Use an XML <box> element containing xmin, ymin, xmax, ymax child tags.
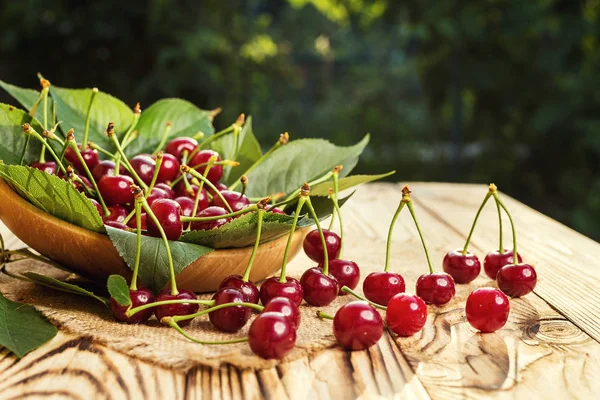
<box><xmin>309</xmin><ymin>171</ymin><xmax>396</xmax><ymax>197</ymax></box>
<box><xmin>125</xmin><ymin>98</ymin><xmax>214</xmax><ymax>157</ymax></box>
<box><xmin>0</xmin><ymin>164</ymin><xmax>104</xmax><ymax>232</ymax></box>
<box><xmin>50</xmin><ymin>86</ymin><xmax>134</xmax><ymax>148</ymax></box>
<box><xmin>106</xmin><ymin>275</ymin><xmax>131</xmax><ymax>306</ymax></box>
<box><xmin>22</xmin><ymin>272</ymin><xmax>109</xmax><ymax>307</ymax></box>
<box><xmin>211</xmin><ymin>116</ymin><xmax>262</xmax><ymax>185</ymax></box>
<box><xmin>0</xmin><ymin>292</ymin><xmax>58</xmax><ymax>358</ymax></box>
<box><xmin>0</xmin><ymin>80</ymin><xmax>45</xmax><ymax>122</ymax></box>
<box><xmin>244</xmin><ymin>134</ymin><xmax>370</xmax><ymax>198</ymax></box>
<box><xmin>105</xmin><ymin>226</ymin><xmax>214</xmax><ymax>293</ymax></box>
<box><xmin>0</xmin><ymin>104</ymin><xmax>44</xmax><ymax>165</ymax></box>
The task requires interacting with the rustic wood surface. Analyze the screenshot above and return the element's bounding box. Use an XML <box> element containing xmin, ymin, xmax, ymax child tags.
<box><xmin>1</xmin><ymin>182</ymin><xmax>599</xmax><ymax>400</ymax></box>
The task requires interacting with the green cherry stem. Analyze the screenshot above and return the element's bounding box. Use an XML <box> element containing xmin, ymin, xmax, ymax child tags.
<box><xmin>171</xmin><ymin>301</ymin><xmax>264</xmax><ymax>323</ymax></box>
<box><xmin>81</xmin><ymin>88</ymin><xmax>99</xmax><ymax>149</ymax></box>
<box><xmin>146</xmin><ymin>152</ymin><xmax>163</xmax><ymax>195</ymax></box>
<box><xmin>130</xmin><ymin>199</ymin><xmax>143</xmax><ymax>291</ymax></box>
<box><xmin>66</xmin><ymin>166</ymin><xmax>96</xmax><ymax>198</ymax></box>
<box><xmin>492</xmin><ymin>190</ymin><xmax>519</xmax><ymax>265</ymax></box>
<box><xmin>279</xmin><ymin>193</ymin><xmax>306</xmax><ymax>283</ymax></box>
<box><xmin>461</xmin><ymin>186</ymin><xmax>494</xmax><ymax>255</ymax></box>
<box><xmin>183</xmin><ymin>165</ymin><xmax>233</xmax><ymax>213</ymax></box>
<box><xmin>284</xmin><ymin>170</ymin><xmax>334</xmax><ymax>203</ymax></box>
<box><xmin>120</xmin><ymin>103</ymin><xmax>142</xmax><ymax>150</ymax></box>
<box><xmin>21</xmin><ymin>123</ymin><xmax>67</xmax><ymax>174</ymax></box>
<box><xmin>181</xmin><ymin>204</ymin><xmax>258</xmax><ymax>223</ymax></box>
<box><xmin>190</xmin><ymin>156</ymin><xmax>216</xmax><ymax>221</ymax></box>
<box><xmin>37</xmin><ymin>81</ymin><xmax>50</xmax><ymax>163</ymax></box>
<box><xmin>165</xmin><ymin>318</ymin><xmax>249</xmax><ymax>345</ymax></box>
<box><xmin>495</xmin><ymin>195</ymin><xmax>504</xmax><ymax>253</ymax></box>
<box><xmin>126</xmin><ymin>298</ymin><xmax>215</xmax><ymax>317</ymax></box>
<box><xmin>403</xmin><ymin>186</ymin><xmax>435</xmax><ymax>274</ymax></box>
<box><xmin>169</xmin><ymin>160</ymin><xmax>239</xmax><ymax>188</ymax></box>
<box><xmin>384</xmin><ymin>197</ymin><xmax>406</xmax><ymax>272</ymax></box>
<box><xmin>303</xmin><ymin>191</ymin><xmax>329</xmax><ymax>275</ymax></box>
<box><xmin>242</xmin><ymin>207</ymin><xmax>266</xmax><ymax>282</ymax></box>
<box><xmin>330</xmin><ymin>165</ymin><xmax>343</xmax><ymax>256</ymax></box>
<box><xmin>152</xmin><ymin>122</ymin><xmax>172</xmax><ymax>156</ymax></box>
<box><xmin>190</xmin><ymin>113</ymin><xmax>244</xmax><ymax>156</ymax></box>
<box><xmin>316</xmin><ymin>311</ymin><xmax>334</xmax><ymax>320</ymax></box>
<box><xmin>341</xmin><ymin>286</ymin><xmax>387</xmax><ymax>310</ymax></box>
<box><xmin>88</xmin><ymin>142</ymin><xmax>117</xmax><ymax>159</ymax></box>
<box><xmin>106</xmin><ymin>122</ymin><xmax>148</xmax><ymax>190</ymax></box>
<box><xmin>18</xmin><ymin>135</ymin><xmax>31</xmax><ymax>166</ymax></box>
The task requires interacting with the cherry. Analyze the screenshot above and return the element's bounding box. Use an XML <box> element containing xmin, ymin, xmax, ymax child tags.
<box><xmin>442</xmin><ymin>249</ymin><xmax>481</xmax><ymax>284</ymax></box>
<box><xmin>262</xmin><ymin>297</ymin><xmax>301</xmax><ymax>330</ymax></box>
<box><xmin>385</xmin><ymin>293</ymin><xmax>427</xmax><ymax>337</ymax></box>
<box><xmin>175</xmin><ymin>196</ymin><xmax>195</xmax><ymax>217</ymax></box>
<box><xmin>64</xmin><ymin>144</ymin><xmax>99</xmax><ymax>172</ymax></box>
<box><xmin>259</xmin><ymin>277</ymin><xmax>303</xmax><ymax>307</ymax></box>
<box><xmin>497</xmin><ymin>263</ymin><xmax>537</xmax><ymax>297</ymax></box>
<box><xmin>30</xmin><ymin>161</ymin><xmax>57</xmax><ymax>175</ymax></box>
<box><xmin>362</xmin><ymin>271</ymin><xmax>405</xmax><ymax>306</ymax></box>
<box><xmin>130</xmin><ymin>154</ymin><xmax>156</xmax><ymax>185</ymax></box>
<box><xmin>174</xmin><ymin>181</ymin><xmax>199</xmax><ymax>199</ymax></box>
<box><xmin>89</xmin><ymin>198</ymin><xmax>103</xmax><ymax>217</ymax></box>
<box><xmin>248</xmin><ymin>312</ymin><xmax>296</xmax><ymax>360</ymax></box>
<box><xmin>484</xmin><ymin>250</ymin><xmax>523</xmax><ymax>280</ymax></box>
<box><xmin>211</xmin><ymin>190</ymin><xmax>249</xmax><ymax>212</ymax></box>
<box><xmin>192</xmin><ymin>187</ymin><xmax>210</xmax><ymax>212</ymax></box>
<box><xmin>300</xmin><ymin>267</ymin><xmax>339</xmax><ymax>306</ymax></box>
<box><xmin>146</xmin><ymin>199</ymin><xmax>183</xmax><ymax>241</ymax></box>
<box><xmin>208</xmin><ymin>288</ymin><xmax>251</xmax><ymax>333</ymax></box>
<box><xmin>207</xmin><ymin>182</ymin><xmax>228</xmax><ymax>196</ymax></box>
<box><xmin>333</xmin><ymin>301</ymin><xmax>384</xmax><ymax>350</ymax></box>
<box><xmin>415</xmin><ymin>273</ymin><xmax>456</xmax><ymax>306</ymax></box>
<box><xmin>190</xmin><ymin>206</ymin><xmax>231</xmax><ymax>231</ymax></box>
<box><xmin>165</xmin><ymin>137</ymin><xmax>198</xmax><ymax>161</ymax></box>
<box><xmin>154</xmin><ymin>289</ymin><xmax>199</xmax><ymax>326</ymax></box>
<box><xmin>465</xmin><ymin>287</ymin><xmax>509</xmax><ymax>332</ymax></box>
<box><xmin>92</xmin><ymin>160</ymin><xmax>125</xmax><ymax>182</ymax></box>
<box><xmin>103</xmin><ymin>205</ymin><xmax>129</xmax><ymax>223</ymax></box>
<box><xmin>103</xmin><ymin>220</ymin><xmax>129</xmax><ymax>230</ymax></box>
<box><xmin>110</xmin><ymin>288</ymin><xmax>155</xmax><ymax>323</ymax></box>
<box><xmin>218</xmin><ymin>275</ymin><xmax>259</xmax><ymax>304</ymax></box>
<box><xmin>69</xmin><ymin>174</ymin><xmax>92</xmax><ymax>193</ymax></box>
<box><xmin>189</xmin><ymin>149</ymin><xmax>223</xmax><ymax>184</ymax></box>
<box><xmin>155</xmin><ymin>153</ymin><xmax>180</xmax><ymax>183</ymax></box>
<box><xmin>266</xmin><ymin>206</ymin><xmax>285</xmax><ymax>215</ymax></box>
<box><xmin>146</xmin><ymin>187</ymin><xmax>170</xmax><ymax>206</ymax></box>
<box><xmin>98</xmin><ymin>175</ymin><xmax>135</xmax><ymax>205</ymax></box>
<box><xmin>303</xmin><ymin>229</ymin><xmax>341</xmax><ymax>263</ymax></box>
<box><xmin>154</xmin><ymin>183</ymin><xmax>175</xmax><ymax>199</ymax></box>
<box><xmin>127</xmin><ymin>213</ymin><xmax>147</xmax><ymax>230</ymax></box>
<box><xmin>320</xmin><ymin>259</ymin><xmax>360</xmax><ymax>293</ymax></box>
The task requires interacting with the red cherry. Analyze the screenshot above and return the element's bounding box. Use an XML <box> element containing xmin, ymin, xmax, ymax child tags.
<box><xmin>319</xmin><ymin>259</ymin><xmax>360</xmax><ymax>293</ymax></box>
<box><xmin>362</xmin><ymin>271</ymin><xmax>405</xmax><ymax>306</ymax></box>
<box><xmin>465</xmin><ymin>287</ymin><xmax>509</xmax><ymax>332</ymax></box>
<box><xmin>130</xmin><ymin>154</ymin><xmax>156</xmax><ymax>185</ymax></box>
<box><xmin>262</xmin><ymin>297</ymin><xmax>301</xmax><ymax>330</ymax></box>
<box><xmin>146</xmin><ymin>187</ymin><xmax>170</xmax><ymax>206</ymax></box>
<box><xmin>190</xmin><ymin>206</ymin><xmax>231</xmax><ymax>231</ymax></box>
<box><xmin>175</xmin><ymin>196</ymin><xmax>195</xmax><ymax>217</ymax></box>
<box><xmin>165</xmin><ymin>137</ymin><xmax>198</xmax><ymax>161</ymax></box>
<box><xmin>209</xmin><ymin>288</ymin><xmax>252</xmax><ymax>333</ymax></box>
<box><xmin>385</xmin><ymin>293</ymin><xmax>427</xmax><ymax>337</ymax></box>
<box><xmin>211</xmin><ymin>190</ymin><xmax>249</xmax><ymax>212</ymax></box>
<box><xmin>92</xmin><ymin>160</ymin><xmax>126</xmax><ymax>182</ymax></box>
<box><xmin>98</xmin><ymin>175</ymin><xmax>135</xmax><ymax>205</ymax></box>
<box><xmin>103</xmin><ymin>220</ymin><xmax>129</xmax><ymax>230</ymax></box>
<box><xmin>248</xmin><ymin>312</ymin><xmax>296</xmax><ymax>359</ymax></box>
<box><xmin>259</xmin><ymin>277</ymin><xmax>303</xmax><ymax>307</ymax></box>
<box><xmin>483</xmin><ymin>250</ymin><xmax>523</xmax><ymax>280</ymax></box>
<box><xmin>69</xmin><ymin>174</ymin><xmax>92</xmax><ymax>193</ymax></box>
<box><xmin>154</xmin><ymin>289</ymin><xmax>199</xmax><ymax>326</ymax></box>
<box><xmin>415</xmin><ymin>273</ymin><xmax>456</xmax><ymax>306</ymax></box>
<box><xmin>333</xmin><ymin>301</ymin><xmax>384</xmax><ymax>350</ymax></box>
<box><xmin>110</xmin><ymin>288</ymin><xmax>155</xmax><ymax>323</ymax></box>
<box><xmin>218</xmin><ymin>275</ymin><xmax>259</xmax><ymax>304</ymax></box>
<box><xmin>29</xmin><ymin>161</ymin><xmax>57</xmax><ymax>175</ymax></box>
<box><xmin>442</xmin><ymin>249</ymin><xmax>481</xmax><ymax>284</ymax></box>
<box><xmin>174</xmin><ymin>181</ymin><xmax>199</xmax><ymax>199</ymax></box>
<box><xmin>207</xmin><ymin>182</ymin><xmax>228</xmax><ymax>196</ymax></box>
<box><xmin>103</xmin><ymin>205</ymin><xmax>129</xmax><ymax>224</ymax></box>
<box><xmin>154</xmin><ymin>183</ymin><xmax>175</xmax><ymax>199</ymax></box>
<box><xmin>64</xmin><ymin>145</ymin><xmax>99</xmax><ymax>172</ymax></box>
<box><xmin>300</xmin><ymin>267</ymin><xmax>339</xmax><ymax>306</ymax></box>
<box><xmin>497</xmin><ymin>263</ymin><xmax>537</xmax><ymax>297</ymax></box>
<box><xmin>303</xmin><ymin>229</ymin><xmax>341</xmax><ymax>263</ymax></box>
<box><xmin>189</xmin><ymin>149</ymin><xmax>223</xmax><ymax>184</ymax></box>
<box><xmin>89</xmin><ymin>198</ymin><xmax>103</xmax><ymax>217</ymax></box>
<box><xmin>146</xmin><ymin>199</ymin><xmax>183</xmax><ymax>241</ymax></box>
<box><xmin>266</xmin><ymin>206</ymin><xmax>285</xmax><ymax>215</ymax></box>
<box><xmin>155</xmin><ymin>153</ymin><xmax>180</xmax><ymax>183</ymax></box>
<box><xmin>126</xmin><ymin>213</ymin><xmax>147</xmax><ymax>230</ymax></box>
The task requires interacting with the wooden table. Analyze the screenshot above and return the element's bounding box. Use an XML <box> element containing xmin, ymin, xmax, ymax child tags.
<box><xmin>1</xmin><ymin>182</ymin><xmax>599</xmax><ymax>400</ymax></box>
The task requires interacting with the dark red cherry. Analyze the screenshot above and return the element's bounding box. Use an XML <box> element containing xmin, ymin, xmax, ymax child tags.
<box><xmin>190</xmin><ymin>206</ymin><xmax>231</xmax><ymax>231</ymax></box>
<box><xmin>303</xmin><ymin>229</ymin><xmax>341</xmax><ymax>263</ymax></box>
<box><xmin>87</xmin><ymin>198</ymin><xmax>103</xmax><ymax>217</ymax></box>
<box><xmin>146</xmin><ymin>187</ymin><xmax>170</xmax><ymax>206</ymax></box>
<box><xmin>130</xmin><ymin>154</ymin><xmax>156</xmax><ymax>185</ymax></box>
<box><xmin>262</xmin><ymin>297</ymin><xmax>301</xmax><ymax>330</ymax></box>
<box><xmin>110</xmin><ymin>288</ymin><xmax>155</xmax><ymax>323</ymax></box>
<box><xmin>259</xmin><ymin>277</ymin><xmax>303</xmax><ymax>307</ymax></box>
<box><xmin>484</xmin><ymin>250</ymin><xmax>523</xmax><ymax>280</ymax></box>
<box><xmin>174</xmin><ymin>180</ymin><xmax>198</xmax><ymax>199</ymax></box>
<box><xmin>207</xmin><ymin>182</ymin><xmax>228</xmax><ymax>196</ymax></box>
<box><xmin>154</xmin><ymin>183</ymin><xmax>175</xmax><ymax>199</ymax></box>
<box><xmin>385</xmin><ymin>293</ymin><xmax>427</xmax><ymax>337</ymax></box>
<box><xmin>300</xmin><ymin>267</ymin><xmax>339</xmax><ymax>306</ymax></box>
<box><xmin>218</xmin><ymin>275</ymin><xmax>259</xmax><ymax>304</ymax></box>
<box><xmin>209</xmin><ymin>288</ymin><xmax>251</xmax><ymax>333</ymax></box>
<box><xmin>333</xmin><ymin>301</ymin><xmax>384</xmax><ymax>350</ymax></box>
<box><xmin>165</xmin><ymin>137</ymin><xmax>198</xmax><ymax>161</ymax></box>
<box><xmin>69</xmin><ymin>174</ymin><xmax>92</xmax><ymax>193</ymax></box>
<box><xmin>146</xmin><ymin>199</ymin><xmax>183</xmax><ymax>241</ymax></box>
<box><xmin>126</xmin><ymin>213</ymin><xmax>147</xmax><ymax>230</ymax></box>
<box><xmin>442</xmin><ymin>249</ymin><xmax>481</xmax><ymax>284</ymax></box>
<box><xmin>362</xmin><ymin>271</ymin><xmax>405</xmax><ymax>306</ymax></box>
<box><xmin>497</xmin><ymin>263</ymin><xmax>537</xmax><ymax>298</ymax></box>
<box><xmin>211</xmin><ymin>190</ymin><xmax>249</xmax><ymax>212</ymax></box>
<box><xmin>248</xmin><ymin>312</ymin><xmax>296</xmax><ymax>360</ymax></box>
<box><xmin>319</xmin><ymin>259</ymin><xmax>360</xmax><ymax>293</ymax></box>
<box><xmin>154</xmin><ymin>289</ymin><xmax>199</xmax><ymax>326</ymax></box>
<box><xmin>175</xmin><ymin>196</ymin><xmax>196</xmax><ymax>217</ymax></box>
<box><xmin>103</xmin><ymin>220</ymin><xmax>129</xmax><ymax>230</ymax></box>
<box><xmin>98</xmin><ymin>175</ymin><xmax>135</xmax><ymax>205</ymax></box>
<box><xmin>30</xmin><ymin>161</ymin><xmax>57</xmax><ymax>175</ymax></box>
<box><xmin>155</xmin><ymin>153</ymin><xmax>180</xmax><ymax>183</ymax></box>
<box><xmin>189</xmin><ymin>149</ymin><xmax>223</xmax><ymax>184</ymax></box>
<box><xmin>465</xmin><ymin>287</ymin><xmax>509</xmax><ymax>332</ymax></box>
<box><xmin>266</xmin><ymin>206</ymin><xmax>285</xmax><ymax>215</ymax></box>
<box><xmin>92</xmin><ymin>160</ymin><xmax>126</xmax><ymax>182</ymax></box>
<box><xmin>103</xmin><ymin>205</ymin><xmax>129</xmax><ymax>223</ymax></box>
<box><xmin>415</xmin><ymin>273</ymin><xmax>456</xmax><ymax>306</ymax></box>
<box><xmin>64</xmin><ymin>145</ymin><xmax>99</xmax><ymax>172</ymax></box>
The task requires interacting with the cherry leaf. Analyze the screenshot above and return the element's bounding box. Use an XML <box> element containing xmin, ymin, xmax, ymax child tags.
<box><xmin>106</xmin><ymin>275</ymin><xmax>131</xmax><ymax>306</ymax></box>
<box><xmin>0</xmin><ymin>80</ymin><xmax>47</xmax><ymax>123</ymax></box>
<box><xmin>308</xmin><ymin>171</ymin><xmax>396</xmax><ymax>197</ymax></box>
<box><xmin>22</xmin><ymin>272</ymin><xmax>109</xmax><ymax>307</ymax></box>
<box><xmin>0</xmin><ymin>104</ymin><xmax>44</xmax><ymax>165</ymax></box>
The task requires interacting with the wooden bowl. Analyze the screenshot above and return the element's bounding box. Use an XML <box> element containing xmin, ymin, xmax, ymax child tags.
<box><xmin>0</xmin><ymin>179</ymin><xmax>309</xmax><ymax>292</ymax></box>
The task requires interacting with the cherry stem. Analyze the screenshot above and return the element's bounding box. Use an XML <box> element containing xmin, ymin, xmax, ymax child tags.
<box><xmin>0</xmin><ymin>248</ymin><xmax>73</xmax><ymax>273</ymax></box>
<box><xmin>242</xmin><ymin>208</ymin><xmax>264</xmax><ymax>282</ymax></box>
<box><xmin>185</xmin><ymin>167</ymin><xmax>233</xmax><ymax>213</ymax></box>
<box><xmin>81</xmin><ymin>88</ymin><xmax>98</xmax><ymax>148</ymax></box>
<box><xmin>18</xmin><ymin>135</ymin><xmax>31</xmax><ymax>166</ymax></box>
<box><xmin>121</xmin><ymin>106</ymin><xmax>141</xmax><ymax>150</ymax></box>
<box><xmin>181</xmin><ymin>204</ymin><xmax>257</xmax><ymax>223</ymax></box>
<box><xmin>152</xmin><ymin>122</ymin><xmax>172</xmax><ymax>156</ymax></box>
<box><xmin>279</xmin><ymin>196</ymin><xmax>306</xmax><ymax>282</ymax></box>
<box><xmin>284</xmin><ymin>170</ymin><xmax>334</xmax><ymax>203</ymax></box>
<box><xmin>109</xmin><ymin>132</ymin><xmax>148</xmax><ymax>190</ymax></box>
<box><xmin>171</xmin><ymin>301</ymin><xmax>264</xmax><ymax>323</ymax></box>
<box><xmin>384</xmin><ymin>201</ymin><xmax>406</xmax><ymax>272</ymax></box>
<box><xmin>495</xmin><ymin>197</ymin><xmax>504</xmax><ymax>253</ymax></box>
<box><xmin>341</xmin><ymin>286</ymin><xmax>388</xmax><ymax>310</ymax></box>
<box><xmin>38</xmin><ymin>87</ymin><xmax>50</xmax><ymax>163</ymax></box>
<box><xmin>130</xmin><ymin>200</ymin><xmax>143</xmax><ymax>291</ymax></box>
<box><xmin>492</xmin><ymin>192</ymin><xmax>518</xmax><ymax>264</ymax></box>
<box><xmin>166</xmin><ymin>318</ymin><xmax>249</xmax><ymax>345</ymax></box>
<box><xmin>405</xmin><ymin>199</ymin><xmax>435</xmax><ymax>274</ymax></box>
<box><xmin>122</xmin><ymin>208</ymin><xmax>136</xmax><ymax>225</ymax></box>
<box><xmin>146</xmin><ymin>152</ymin><xmax>163</xmax><ymax>195</ymax></box>
<box><xmin>461</xmin><ymin>192</ymin><xmax>492</xmax><ymax>255</ymax></box>
<box><xmin>316</xmin><ymin>311</ymin><xmax>334</xmax><ymax>320</ymax></box>
<box><xmin>88</xmin><ymin>142</ymin><xmax>117</xmax><ymax>159</ymax></box>
<box><xmin>304</xmin><ymin>196</ymin><xmax>329</xmax><ymax>275</ymax></box>
<box><xmin>331</xmin><ymin>169</ymin><xmax>343</xmax><ymax>256</ymax></box>
<box><xmin>190</xmin><ymin>156</ymin><xmax>216</xmax><ymax>222</ymax></box>
<box><xmin>169</xmin><ymin>160</ymin><xmax>238</xmax><ymax>188</ymax></box>
<box><xmin>22</xmin><ymin>124</ymin><xmax>67</xmax><ymax>174</ymax></box>
<box><xmin>190</xmin><ymin>122</ymin><xmax>237</xmax><ymax>159</ymax></box>
<box><xmin>126</xmin><ymin>298</ymin><xmax>215</xmax><ymax>317</ymax></box>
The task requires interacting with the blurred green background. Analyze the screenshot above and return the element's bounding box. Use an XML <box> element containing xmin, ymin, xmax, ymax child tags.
<box><xmin>1</xmin><ymin>0</ymin><xmax>599</xmax><ymax>239</ymax></box>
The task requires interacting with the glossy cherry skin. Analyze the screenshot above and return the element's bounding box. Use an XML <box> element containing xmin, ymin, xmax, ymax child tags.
<box><xmin>248</xmin><ymin>312</ymin><xmax>296</xmax><ymax>360</ymax></box>
<box><xmin>300</xmin><ymin>267</ymin><xmax>339</xmax><ymax>306</ymax></box>
<box><xmin>189</xmin><ymin>149</ymin><xmax>223</xmax><ymax>184</ymax></box>
<box><xmin>259</xmin><ymin>277</ymin><xmax>303</xmax><ymax>307</ymax></box>
<box><xmin>218</xmin><ymin>275</ymin><xmax>259</xmax><ymax>304</ymax></box>
<box><xmin>126</xmin><ymin>213</ymin><xmax>147</xmax><ymax>230</ymax></box>
<box><xmin>497</xmin><ymin>263</ymin><xmax>537</xmax><ymax>298</ymax></box>
<box><xmin>209</xmin><ymin>288</ymin><xmax>252</xmax><ymax>333</ymax></box>
<box><xmin>156</xmin><ymin>153</ymin><xmax>180</xmax><ymax>183</ymax></box>
<box><xmin>92</xmin><ymin>160</ymin><xmax>126</xmax><ymax>182</ymax></box>
<box><xmin>211</xmin><ymin>190</ymin><xmax>250</xmax><ymax>212</ymax></box>
<box><xmin>130</xmin><ymin>154</ymin><xmax>156</xmax><ymax>185</ymax></box>
<box><xmin>319</xmin><ymin>259</ymin><xmax>360</xmax><ymax>293</ymax></box>
<box><xmin>146</xmin><ymin>187</ymin><xmax>170</xmax><ymax>206</ymax></box>
<box><xmin>174</xmin><ymin>181</ymin><xmax>199</xmax><ymax>199</ymax></box>
<box><xmin>465</xmin><ymin>287</ymin><xmax>510</xmax><ymax>332</ymax></box>
<box><xmin>385</xmin><ymin>293</ymin><xmax>428</xmax><ymax>337</ymax></box>
<box><xmin>89</xmin><ymin>198</ymin><xmax>103</xmax><ymax>217</ymax></box>
<box><xmin>154</xmin><ymin>183</ymin><xmax>175</xmax><ymax>199</ymax></box>
<box><xmin>484</xmin><ymin>250</ymin><xmax>523</xmax><ymax>280</ymax></box>
<box><xmin>98</xmin><ymin>175</ymin><xmax>135</xmax><ymax>205</ymax></box>
<box><xmin>415</xmin><ymin>273</ymin><xmax>456</xmax><ymax>306</ymax></box>
<box><xmin>69</xmin><ymin>174</ymin><xmax>92</xmax><ymax>193</ymax></box>
<box><xmin>165</xmin><ymin>137</ymin><xmax>198</xmax><ymax>161</ymax></box>
<box><xmin>303</xmin><ymin>229</ymin><xmax>341</xmax><ymax>263</ymax></box>
<box><xmin>190</xmin><ymin>206</ymin><xmax>231</xmax><ymax>231</ymax></box>
<box><xmin>154</xmin><ymin>289</ymin><xmax>199</xmax><ymax>326</ymax></box>
<box><xmin>175</xmin><ymin>196</ymin><xmax>196</xmax><ymax>217</ymax></box>
<box><xmin>262</xmin><ymin>297</ymin><xmax>301</xmax><ymax>330</ymax></box>
<box><xmin>110</xmin><ymin>288</ymin><xmax>155</xmax><ymax>323</ymax></box>
<box><xmin>333</xmin><ymin>301</ymin><xmax>384</xmax><ymax>350</ymax></box>
<box><xmin>30</xmin><ymin>161</ymin><xmax>57</xmax><ymax>175</ymax></box>
<box><xmin>362</xmin><ymin>271</ymin><xmax>406</xmax><ymax>306</ymax></box>
<box><xmin>442</xmin><ymin>249</ymin><xmax>481</xmax><ymax>284</ymax></box>
<box><xmin>64</xmin><ymin>145</ymin><xmax>99</xmax><ymax>172</ymax></box>
<box><xmin>146</xmin><ymin>199</ymin><xmax>183</xmax><ymax>241</ymax></box>
<box><xmin>103</xmin><ymin>205</ymin><xmax>129</xmax><ymax>224</ymax></box>
<box><xmin>207</xmin><ymin>182</ymin><xmax>228</xmax><ymax>196</ymax></box>
<box><xmin>103</xmin><ymin>220</ymin><xmax>129</xmax><ymax>230</ymax></box>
